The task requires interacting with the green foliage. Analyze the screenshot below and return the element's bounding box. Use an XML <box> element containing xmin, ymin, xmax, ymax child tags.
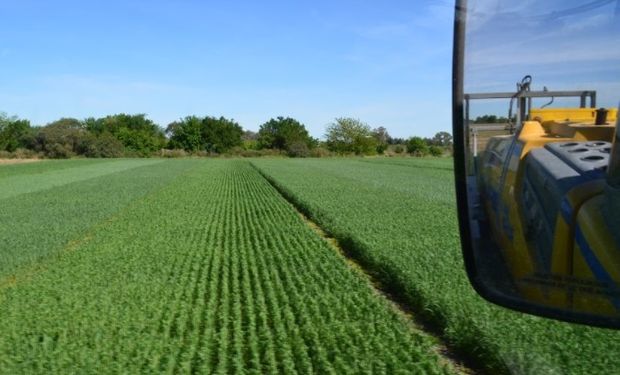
<box><xmin>242</xmin><ymin>139</ymin><xmax>259</xmax><ymax>150</ymax></box>
<box><xmin>309</xmin><ymin>147</ymin><xmax>333</xmax><ymax>158</ymax></box>
<box><xmin>165</xmin><ymin>116</ymin><xmax>243</xmax><ymax>153</ymax></box>
<box><xmin>0</xmin><ymin>160</ymin><xmax>447</xmax><ymax>374</ymax></box>
<box><xmin>2</xmin><ymin>116</ymin><xmax>133</xmax><ymax>158</ymax></box>
<box><xmin>325</xmin><ymin>117</ymin><xmax>377</xmax><ymax>155</ymax></box>
<box><xmin>388</xmin><ymin>137</ymin><xmax>406</xmax><ymax>145</ymax></box>
<box><xmin>0</xmin><ymin>148</ymin><xmax>39</xmax><ymax>159</ymax></box>
<box><xmin>34</xmin><ymin>118</ymin><xmax>88</xmax><ymax>158</ymax></box>
<box><xmin>286</xmin><ymin>141</ymin><xmax>310</xmax><ymax>157</ymax></box>
<box><xmin>86</xmin><ymin>114</ymin><xmax>166</xmax><ymax>156</ymax></box>
<box><xmin>473</xmin><ymin>114</ymin><xmax>511</xmax><ymax>124</ymax></box>
<box><xmin>242</xmin><ymin>130</ymin><xmax>258</xmax><ymax>141</ymax></box>
<box><xmin>429</xmin><ymin>131</ymin><xmax>453</xmax><ymax>147</ymax></box>
<box><xmin>254</xmin><ymin>158</ymin><xmax>620</xmax><ymax>375</ymax></box>
<box><xmin>406</xmin><ymin>136</ymin><xmax>429</xmax><ymax>156</ymax></box>
<box><xmin>394</xmin><ymin>145</ymin><xmax>405</xmax><ymax>154</ymax></box>
<box><xmin>0</xmin><ymin>112</ymin><xmax>444</xmax><ymax>160</ymax></box>
<box><xmin>428</xmin><ymin>145</ymin><xmax>443</xmax><ymax>157</ymax></box>
<box><xmin>166</xmin><ymin>116</ymin><xmax>204</xmax><ymax>151</ymax></box>
<box><xmin>0</xmin><ymin>113</ymin><xmax>33</xmax><ymax>152</ymax></box>
<box><xmin>202</xmin><ymin>116</ymin><xmax>243</xmax><ymax>153</ymax></box>
<box><xmin>77</xmin><ymin>132</ymin><xmax>125</xmax><ymax>158</ymax></box>
<box><xmin>159</xmin><ymin>149</ymin><xmax>188</xmax><ymax>158</ymax></box>
<box><xmin>257</xmin><ymin>117</ymin><xmax>315</xmax><ymax>153</ymax></box>
<box><xmin>372</xmin><ymin>126</ymin><xmax>390</xmax><ymax>154</ymax></box>
<box><xmin>375</xmin><ymin>143</ymin><xmax>388</xmax><ymax>154</ymax></box>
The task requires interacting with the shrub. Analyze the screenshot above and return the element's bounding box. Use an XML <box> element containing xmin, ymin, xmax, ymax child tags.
<box><xmin>237</xmin><ymin>148</ymin><xmax>286</xmax><ymax>157</ymax></box>
<box><xmin>309</xmin><ymin>147</ymin><xmax>332</xmax><ymax>158</ymax></box>
<box><xmin>394</xmin><ymin>145</ymin><xmax>404</xmax><ymax>154</ymax></box>
<box><xmin>240</xmin><ymin>149</ymin><xmax>261</xmax><ymax>158</ymax></box>
<box><xmin>325</xmin><ymin>117</ymin><xmax>377</xmax><ymax>155</ymax></box>
<box><xmin>376</xmin><ymin>143</ymin><xmax>388</xmax><ymax>154</ymax></box>
<box><xmin>45</xmin><ymin>143</ymin><xmax>75</xmax><ymax>159</ymax></box>
<box><xmin>224</xmin><ymin>146</ymin><xmax>245</xmax><ymax>157</ymax></box>
<box><xmin>158</xmin><ymin>149</ymin><xmax>188</xmax><ymax>158</ymax></box>
<box><xmin>202</xmin><ymin>116</ymin><xmax>243</xmax><ymax>153</ymax></box>
<box><xmin>78</xmin><ymin>133</ymin><xmax>124</xmax><ymax>158</ymax></box>
<box><xmin>406</xmin><ymin>137</ymin><xmax>429</xmax><ymax>157</ymax></box>
<box><xmin>429</xmin><ymin>145</ymin><xmax>443</xmax><ymax>157</ymax></box>
<box><xmin>34</xmin><ymin>119</ymin><xmax>85</xmax><ymax>157</ymax></box>
<box><xmin>13</xmin><ymin>148</ymin><xmax>39</xmax><ymax>159</ymax></box>
<box><xmin>193</xmin><ymin>150</ymin><xmax>210</xmax><ymax>157</ymax></box>
<box><xmin>257</xmin><ymin>117</ymin><xmax>315</xmax><ymax>153</ymax></box>
<box><xmin>87</xmin><ymin>114</ymin><xmax>166</xmax><ymax>156</ymax></box>
<box><xmin>0</xmin><ymin>114</ymin><xmax>32</xmax><ymax>152</ymax></box>
<box><xmin>287</xmin><ymin>141</ymin><xmax>310</xmax><ymax>158</ymax></box>
<box><xmin>243</xmin><ymin>139</ymin><xmax>259</xmax><ymax>150</ymax></box>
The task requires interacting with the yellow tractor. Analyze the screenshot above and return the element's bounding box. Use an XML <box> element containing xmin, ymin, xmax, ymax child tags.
<box><xmin>466</xmin><ymin>78</ymin><xmax>620</xmax><ymax>319</ymax></box>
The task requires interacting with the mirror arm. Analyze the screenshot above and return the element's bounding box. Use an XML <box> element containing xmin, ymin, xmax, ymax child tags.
<box><xmin>453</xmin><ymin>0</ymin><xmax>484</xmax><ymax>292</ymax></box>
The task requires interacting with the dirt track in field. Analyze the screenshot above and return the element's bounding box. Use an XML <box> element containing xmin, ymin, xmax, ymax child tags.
<box><xmin>0</xmin><ymin>159</ymin><xmax>41</xmax><ymax>165</ymax></box>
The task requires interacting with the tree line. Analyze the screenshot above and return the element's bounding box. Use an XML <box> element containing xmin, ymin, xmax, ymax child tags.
<box><xmin>0</xmin><ymin>112</ymin><xmax>452</xmax><ymax>159</ymax></box>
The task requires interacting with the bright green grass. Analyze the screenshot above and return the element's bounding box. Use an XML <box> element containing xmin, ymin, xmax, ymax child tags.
<box><xmin>252</xmin><ymin>157</ymin><xmax>620</xmax><ymax>375</ymax></box>
<box><xmin>0</xmin><ymin>159</ymin><xmax>197</xmax><ymax>279</ymax></box>
<box><xmin>0</xmin><ymin>158</ymin><xmax>162</xmax><ymax>200</ymax></box>
<box><xmin>0</xmin><ymin>160</ymin><xmax>448</xmax><ymax>374</ymax></box>
<box><xmin>0</xmin><ymin>159</ymin><xmax>111</xmax><ymax>178</ymax></box>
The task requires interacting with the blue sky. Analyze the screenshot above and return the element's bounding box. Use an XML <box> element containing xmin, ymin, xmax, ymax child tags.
<box><xmin>0</xmin><ymin>0</ymin><xmax>454</xmax><ymax>139</ymax></box>
<box><xmin>465</xmin><ymin>0</ymin><xmax>620</xmax><ymax>119</ymax></box>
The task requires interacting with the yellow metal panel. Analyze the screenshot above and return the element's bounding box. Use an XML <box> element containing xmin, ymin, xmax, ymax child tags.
<box><xmin>551</xmin><ymin>180</ymin><xmax>605</xmax><ymax>277</ymax></box>
<box><xmin>516</xmin><ymin>120</ymin><xmax>614</xmax><ymax>156</ymax></box>
<box><xmin>572</xmin><ymin>195</ymin><xmax>620</xmax><ymax>316</ymax></box>
<box><xmin>530</xmin><ymin>108</ymin><xmax>617</xmax><ymax>124</ymax></box>
<box><xmin>517</xmin><ymin>121</ymin><xmax>574</xmax><ymax>155</ymax></box>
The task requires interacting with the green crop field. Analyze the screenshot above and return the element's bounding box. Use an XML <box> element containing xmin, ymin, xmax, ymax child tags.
<box><xmin>252</xmin><ymin>157</ymin><xmax>620</xmax><ymax>375</ymax></box>
<box><xmin>0</xmin><ymin>159</ymin><xmax>448</xmax><ymax>374</ymax></box>
<box><xmin>2</xmin><ymin>157</ymin><xmax>618</xmax><ymax>374</ymax></box>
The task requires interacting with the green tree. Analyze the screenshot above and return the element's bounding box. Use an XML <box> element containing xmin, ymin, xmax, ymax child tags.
<box><xmin>86</xmin><ymin>114</ymin><xmax>165</xmax><ymax>156</ymax></box>
<box><xmin>430</xmin><ymin>131</ymin><xmax>453</xmax><ymax>147</ymax></box>
<box><xmin>165</xmin><ymin>116</ymin><xmax>204</xmax><ymax>151</ymax></box>
<box><xmin>473</xmin><ymin>115</ymin><xmax>511</xmax><ymax>124</ymax></box>
<box><xmin>34</xmin><ymin>118</ymin><xmax>86</xmax><ymax>158</ymax></box>
<box><xmin>76</xmin><ymin>133</ymin><xmax>124</xmax><ymax>158</ymax></box>
<box><xmin>388</xmin><ymin>137</ymin><xmax>406</xmax><ymax>145</ymax></box>
<box><xmin>0</xmin><ymin>113</ymin><xmax>33</xmax><ymax>152</ymax></box>
<box><xmin>428</xmin><ymin>145</ymin><xmax>443</xmax><ymax>156</ymax></box>
<box><xmin>325</xmin><ymin>117</ymin><xmax>377</xmax><ymax>155</ymax></box>
<box><xmin>372</xmin><ymin>126</ymin><xmax>390</xmax><ymax>154</ymax></box>
<box><xmin>257</xmin><ymin>117</ymin><xmax>315</xmax><ymax>155</ymax></box>
<box><xmin>406</xmin><ymin>136</ymin><xmax>429</xmax><ymax>157</ymax></box>
<box><xmin>202</xmin><ymin>116</ymin><xmax>243</xmax><ymax>153</ymax></box>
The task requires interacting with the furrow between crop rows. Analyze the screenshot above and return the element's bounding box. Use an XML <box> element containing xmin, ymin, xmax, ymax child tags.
<box><xmin>251</xmin><ymin>161</ymin><xmax>480</xmax><ymax>375</ymax></box>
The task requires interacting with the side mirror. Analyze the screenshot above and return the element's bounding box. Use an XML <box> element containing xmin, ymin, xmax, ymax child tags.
<box><xmin>453</xmin><ymin>0</ymin><xmax>620</xmax><ymax>328</ymax></box>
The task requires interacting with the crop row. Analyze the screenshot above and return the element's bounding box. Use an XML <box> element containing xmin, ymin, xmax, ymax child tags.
<box><xmin>252</xmin><ymin>158</ymin><xmax>620</xmax><ymax>375</ymax></box>
<box><xmin>0</xmin><ymin>160</ymin><xmax>448</xmax><ymax>374</ymax></box>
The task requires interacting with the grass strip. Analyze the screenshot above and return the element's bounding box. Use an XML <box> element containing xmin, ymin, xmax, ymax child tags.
<box><xmin>0</xmin><ymin>159</ymin><xmax>198</xmax><ymax>279</ymax></box>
